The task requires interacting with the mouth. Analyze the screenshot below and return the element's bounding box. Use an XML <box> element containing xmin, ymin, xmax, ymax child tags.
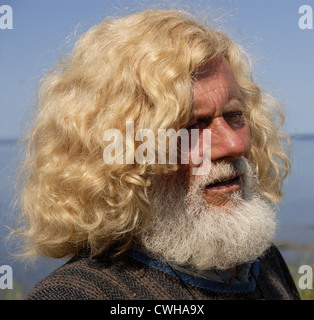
<box><xmin>205</xmin><ymin>175</ymin><xmax>242</xmax><ymax>192</ymax></box>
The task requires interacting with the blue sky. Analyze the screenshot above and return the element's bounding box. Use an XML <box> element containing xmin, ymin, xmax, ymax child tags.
<box><xmin>0</xmin><ymin>0</ymin><xmax>314</xmax><ymax>139</ymax></box>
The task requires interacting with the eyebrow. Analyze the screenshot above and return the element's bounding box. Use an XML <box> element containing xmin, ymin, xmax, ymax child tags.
<box><xmin>190</xmin><ymin>97</ymin><xmax>243</xmax><ymax>121</ymax></box>
<box><xmin>223</xmin><ymin>98</ymin><xmax>243</xmax><ymax>111</ymax></box>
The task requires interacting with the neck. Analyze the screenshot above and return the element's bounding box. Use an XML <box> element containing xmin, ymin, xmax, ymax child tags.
<box><xmin>227</xmin><ymin>267</ymin><xmax>238</xmax><ymax>277</ymax></box>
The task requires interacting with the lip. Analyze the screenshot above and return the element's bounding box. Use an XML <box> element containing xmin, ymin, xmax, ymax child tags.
<box><xmin>205</xmin><ymin>175</ymin><xmax>242</xmax><ymax>194</ymax></box>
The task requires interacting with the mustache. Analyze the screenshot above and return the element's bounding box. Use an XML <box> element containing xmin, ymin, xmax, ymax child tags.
<box><xmin>196</xmin><ymin>157</ymin><xmax>249</xmax><ymax>189</ymax></box>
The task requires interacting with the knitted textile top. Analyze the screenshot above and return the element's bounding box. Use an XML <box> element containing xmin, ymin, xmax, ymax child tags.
<box><xmin>25</xmin><ymin>245</ymin><xmax>300</xmax><ymax>300</ymax></box>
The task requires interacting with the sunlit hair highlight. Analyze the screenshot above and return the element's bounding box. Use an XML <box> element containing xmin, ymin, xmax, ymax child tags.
<box><xmin>12</xmin><ymin>9</ymin><xmax>290</xmax><ymax>260</ymax></box>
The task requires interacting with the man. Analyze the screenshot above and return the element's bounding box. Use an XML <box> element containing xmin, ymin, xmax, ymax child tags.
<box><xmin>15</xmin><ymin>10</ymin><xmax>299</xmax><ymax>299</ymax></box>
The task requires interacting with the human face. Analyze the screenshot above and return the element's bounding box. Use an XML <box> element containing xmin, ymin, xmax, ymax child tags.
<box><xmin>183</xmin><ymin>57</ymin><xmax>251</xmax><ymax>206</ymax></box>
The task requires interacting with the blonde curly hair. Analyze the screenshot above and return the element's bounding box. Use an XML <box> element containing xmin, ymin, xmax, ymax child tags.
<box><xmin>12</xmin><ymin>10</ymin><xmax>290</xmax><ymax>260</ymax></box>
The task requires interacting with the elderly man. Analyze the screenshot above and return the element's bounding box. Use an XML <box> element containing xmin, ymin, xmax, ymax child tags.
<box><xmin>16</xmin><ymin>10</ymin><xmax>299</xmax><ymax>300</ymax></box>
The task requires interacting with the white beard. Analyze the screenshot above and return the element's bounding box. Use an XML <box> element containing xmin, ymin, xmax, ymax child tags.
<box><xmin>139</xmin><ymin>158</ymin><xmax>277</xmax><ymax>270</ymax></box>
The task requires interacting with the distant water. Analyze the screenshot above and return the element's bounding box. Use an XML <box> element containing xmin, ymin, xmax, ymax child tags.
<box><xmin>0</xmin><ymin>137</ymin><xmax>313</xmax><ymax>297</ymax></box>
<box><xmin>275</xmin><ymin>135</ymin><xmax>314</xmax><ymax>262</ymax></box>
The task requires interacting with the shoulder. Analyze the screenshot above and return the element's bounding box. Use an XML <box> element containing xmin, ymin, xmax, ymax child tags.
<box><xmin>25</xmin><ymin>251</ymin><xmax>180</xmax><ymax>300</ymax></box>
<box><xmin>260</xmin><ymin>244</ymin><xmax>293</xmax><ymax>278</ymax></box>
<box><xmin>257</xmin><ymin>244</ymin><xmax>300</xmax><ymax>300</ymax></box>
<box><xmin>25</xmin><ymin>253</ymin><xmax>137</xmax><ymax>300</ymax></box>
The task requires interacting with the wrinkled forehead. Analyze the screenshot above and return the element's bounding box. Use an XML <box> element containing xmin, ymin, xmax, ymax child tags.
<box><xmin>195</xmin><ymin>56</ymin><xmax>224</xmax><ymax>81</ymax></box>
<box><xmin>191</xmin><ymin>57</ymin><xmax>242</xmax><ymax>115</ymax></box>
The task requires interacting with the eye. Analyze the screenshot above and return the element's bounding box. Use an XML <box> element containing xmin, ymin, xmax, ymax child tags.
<box><xmin>224</xmin><ymin>111</ymin><xmax>245</xmax><ymax>128</ymax></box>
<box><xmin>187</xmin><ymin>117</ymin><xmax>211</xmax><ymax>131</ymax></box>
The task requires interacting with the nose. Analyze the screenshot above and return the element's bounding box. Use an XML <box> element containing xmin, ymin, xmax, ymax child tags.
<box><xmin>209</xmin><ymin>118</ymin><xmax>251</xmax><ymax>162</ymax></box>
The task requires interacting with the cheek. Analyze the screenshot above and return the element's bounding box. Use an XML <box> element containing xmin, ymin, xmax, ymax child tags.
<box><xmin>177</xmin><ymin>124</ymin><xmax>251</xmax><ymax>172</ymax></box>
<box><xmin>242</xmin><ymin>125</ymin><xmax>252</xmax><ymax>157</ymax></box>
